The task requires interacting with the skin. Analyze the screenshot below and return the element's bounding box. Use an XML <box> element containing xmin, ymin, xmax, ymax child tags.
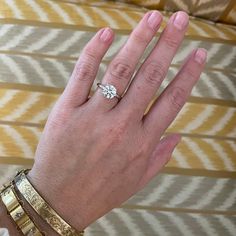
<box><xmin>0</xmin><ymin>10</ymin><xmax>207</xmax><ymax>234</ymax></box>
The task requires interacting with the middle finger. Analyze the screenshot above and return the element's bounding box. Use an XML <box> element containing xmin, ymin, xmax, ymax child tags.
<box><xmin>116</xmin><ymin>11</ymin><xmax>189</xmax><ymax>119</ymax></box>
<box><xmin>89</xmin><ymin>10</ymin><xmax>162</xmax><ymax>111</ymax></box>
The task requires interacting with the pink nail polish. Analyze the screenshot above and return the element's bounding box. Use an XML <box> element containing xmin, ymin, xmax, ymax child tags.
<box><xmin>100</xmin><ymin>28</ymin><xmax>112</xmax><ymax>42</ymax></box>
<box><xmin>173</xmin><ymin>11</ymin><xmax>189</xmax><ymax>30</ymax></box>
<box><xmin>147</xmin><ymin>11</ymin><xmax>162</xmax><ymax>29</ymax></box>
<box><xmin>194</xmin><ymin>48</ymin><xmax>207</xmax><ymax>64</ymax></box>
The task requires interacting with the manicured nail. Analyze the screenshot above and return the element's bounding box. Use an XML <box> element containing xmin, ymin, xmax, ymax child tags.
<box><xmin>100</xmin><ymin>28</ymin><xmax>112</xmax><ymax>42</ymax></box>
<box><xmin>147</xmin><ymin>11</ymin><xmax>162</xmax><ymax>29</ymax></box>
<box><xmin>173</xmin><ymin>11</ymin><xmax>188</xmax><ymax>30</ymax></box>
<box><xmin>194</xmin><ymin>48</ymin><xmax>207</xmax><ymax>64</ymax></box>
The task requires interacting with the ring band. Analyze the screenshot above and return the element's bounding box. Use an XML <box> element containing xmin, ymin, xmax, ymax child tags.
<box><xmin>97</xmin><ymin>83</ymin><xmax>121</xmax><ymax>100</ymax></box>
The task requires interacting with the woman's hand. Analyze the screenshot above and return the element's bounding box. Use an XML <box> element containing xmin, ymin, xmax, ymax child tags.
<box><xmin>28</xmin><ymin>10</ymin><xmax>207</xmax><ymax>231</ymax></box>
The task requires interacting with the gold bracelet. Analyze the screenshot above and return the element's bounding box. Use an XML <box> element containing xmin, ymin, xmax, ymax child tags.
<box><xmin>0</xmin><ymin>182</ymin><xmax>43</xmax><ymax>236</ymax></box>
<box><xmin>14</xmin><ymin>169</ymin><xmax>84</xmax><ymax>236</ymax></box>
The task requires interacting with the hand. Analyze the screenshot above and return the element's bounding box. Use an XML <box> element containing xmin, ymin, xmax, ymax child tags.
<box><xmin>28</xmin><ymin>10</ymin><xmax>207</xmax><ymax>231</ymax></box>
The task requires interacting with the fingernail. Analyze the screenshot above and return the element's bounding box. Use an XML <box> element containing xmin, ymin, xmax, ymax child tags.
<box><xmin>194</xmin><ymin>48</ymin><xmax>207</xmax><ymax>64</ymax></box>
<box><xmin>173</xmin><ymin>11</ymin><xmax>188</xmax><ymax>30</ymax></box>
<box><xmin>100</xmin><ymin>28</ymin><xmax>112</xmax><ymax>42</ymax></box>
<box><xmin>147</xmin><ymin>11</ymin><xmax>162</xmax><ymax>29</ymax></box>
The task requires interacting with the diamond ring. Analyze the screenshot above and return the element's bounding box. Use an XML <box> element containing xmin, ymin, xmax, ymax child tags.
<box><xmin>97</xmin><ymin>83</ymin><xmax>121</xmax><ymax>100</ymax></box>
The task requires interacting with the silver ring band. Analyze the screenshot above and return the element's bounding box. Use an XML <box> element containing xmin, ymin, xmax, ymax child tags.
<box><xmin>97</xmin><ymin>83</ymin><xmax>122</xmax><ymax>100</ymax></box>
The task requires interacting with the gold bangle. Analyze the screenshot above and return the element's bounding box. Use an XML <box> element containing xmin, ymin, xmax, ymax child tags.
<box><xmin>0</xmin><ymin>183</ymin><xmax>43</xmax><ymax>236</ymax></box>
<box><xmin>14</xmin><ymin>169</ymin><xmax>84</xmax><ymax>236</ymax></box>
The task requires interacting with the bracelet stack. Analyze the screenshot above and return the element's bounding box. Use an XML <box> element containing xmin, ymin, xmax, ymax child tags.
<box><xmin>0</xmin><ymin>169</ymin><xmax>85</xmax><ymax>236</ymax></box>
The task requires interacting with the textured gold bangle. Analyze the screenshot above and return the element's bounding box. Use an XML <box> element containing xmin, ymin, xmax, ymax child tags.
<box><xmin>0</xmin><ymin>183</ymin><xmax>43</xmax><ymax>236</ymax></box>
<box><xmin>14</xmin><ymin>169</ymin><xmax>84</xmax><ymax>236</ymax></box>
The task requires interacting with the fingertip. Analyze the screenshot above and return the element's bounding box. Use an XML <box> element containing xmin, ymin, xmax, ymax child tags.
<box><xmin>99</xmin><ymin>27</ymin><xmax>114</xmax><ymax>43</ymax></box>
<box><xmin>194</xmin><ymin>48</ymin><xmax>208</xmax><ymax>64</ymax></box>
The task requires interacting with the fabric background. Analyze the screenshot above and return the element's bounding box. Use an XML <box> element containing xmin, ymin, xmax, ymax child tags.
<box><xmin>0</xmin><ymin>0</ymin><xmax>235</xmax><ymax>235</ymax></box>
<box><xmin>117</xmin><ymin>0</ymin><xmax>236</xmax><ymax>24</ymax></box>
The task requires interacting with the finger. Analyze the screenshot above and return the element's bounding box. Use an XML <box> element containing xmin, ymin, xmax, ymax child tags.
<box><xmin>143</xmin><ymin>48</ymin><xmax>207</xmax><ymax>138</ymax></box>
<box><xmin>137</xmin><ymin>134</ymin><xmax>181</xmax><ymax>190</ymax></box>
<box><xmin>116</xmin><ymin>11</ymin><xmax>189</xmax><ymax>119</ymax></box>
<box><xmin>61</xmin><ymin>27</ymin><xmax>114</xmax><ymax>108</ymax></box>
<box><xmin>88</xmin><ymin>10</ymin><xmax>162</xmax><ymax>112</ymax></box>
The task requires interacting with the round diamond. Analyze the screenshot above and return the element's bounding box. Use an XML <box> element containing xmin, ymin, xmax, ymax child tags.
<box><xmin>102</xmin><ymin>84</ymin><xmax>117</xmax><ymax>99</ymax></box>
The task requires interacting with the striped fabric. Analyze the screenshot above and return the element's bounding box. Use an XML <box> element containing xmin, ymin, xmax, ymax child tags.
<box><xmin>118</xmin><ymin>0</ymin><xmax>236</xmax><ymax>25</ymax></box>
<box><xmin>0</xmin><ymin>0</ymin><xmax>235</xmax><ymax>235</ymax></box>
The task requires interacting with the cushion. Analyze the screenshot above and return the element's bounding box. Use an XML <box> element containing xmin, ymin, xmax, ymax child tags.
<box><xmin>0</xmin><ymin>0</ymin><xmax>235</xmax><ymax>235</ymax></box>
<box><xmin>117</xmin><ymin>0</ymin><xmax>236</xmax><ymax>24</ymax></box>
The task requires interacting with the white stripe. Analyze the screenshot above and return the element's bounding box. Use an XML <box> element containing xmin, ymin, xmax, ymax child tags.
<box><xmin>140</xmin><ymin>210</ymin><xmax>170</xmax><ymax>236</ymax></box>
<box><xmin>0</xmin><ymin>54</ymin><xmax>28</xmax><ymax>83</ymax></box>
<box><xmin>164</xmin><ymin>212</ymin><xmax>194</xmax><ymax>236</ymax></box>
<box><xmin>24</xmin><ymin>0</ymin><xmax>49</xmax><ymax>21</ymax></box>
<box><xmin>113</xmin><ymin>9</ymin><xmax>137</xmax><ymax>28</ymax></box>
<box><xmin>31</xmin><ymin>101</ymin><xmax>54</xmax><ymax>123</ymax></box>
<box><xmin>3</xmin><ymin>126</ymin><xmax>34</xmax><ymax>157</ymax></box>
<box><xmin>204</xmin><ymin>139</ymin><xmax>235</xmax><ymax>171</ymax></box>
<box><xmin>214</xmin><ymin>215</ymin><xmax>236</xmax><ymax>236</ymax></box>
<box><xmin>91</xmin><ymin>7</ymin><xmax>119</xmax><ymax>28</ymax></box>
<box><xmin>194</xmin><ymin>179</ymin><xmax>228</xmax><ymax>209</ymax></box>
<box><xmin>5</xmin><ymin>0</ymin><xmax>23</xmax><ymax>18</ymax></box>
<box><xmin>217</xmin><ymin>73</ymin><xmax>236</xmax><ymax>99</ymax></box>
<box><xmin>0</xmin><ymin>143</ymin><xmax>6</xmax><ymax>156</ymax></box>
<box><xmin>113</xmin><ymin>208</ymin><xmax>142</xmax><ymax>236</ymax></box>
<box><xmin>184</xmin><ymin>138</ymin><xmax>215</xmax><ymax>169</ymax></box>
<box><xmin>183</xmin><ymin>106</ymin><xmax>215</xmax><ymax>132</ymax></box>
<box><xmin>207</xmin><ymin>108</ymin><xmax>235</xmax><ymax>135</ymax></box>
<box><xmin>3</xmin><ymin>93</ymin><xmax>39</xmax><ymax>121</ymax></box>
<box><xmin>218</xmin><ymin>47</ymin><xmax>236</xmax><ymax>68</ymax></box>
<box><xmin>200</xmin><ymin>76</ymin><xmax>221</xmax><ymax>98</ymax></box>
<box><xmin>168</xmin><ymin>177</ymin><xmax>203</xmax><ymax>206</ymax></box>
<box><xmin>0</xmin><ymin>27</ymin><xmax>33</xmax><ymax>50</ymax></box>
<box><xmin>189</xmin><ymin>21</ymin><xmax>209</xmax><ymax>37</ymax></box>
<box><xmin>46</xmin><ymin>59</ymin><xmax>70</xmax><ymax>84</ymax></box>
<box><xmin>189</xmin><ymin>214</ymin><xmax>218</xmax><ymax>236</ymax></box>
<box><xmin>74</xmin><ymin>7</ymin><xmax>94</xmax><ymax>26</ymax></box>
<box><xmin>0</xmin><ymin>90</ymin><xmax>18</xmax><ymax>109</ymax></box>
<box><xmin>0</xmin><ymin>25</ymin><xmax>14</xmax><ymax>39</ymax></box>
<box><xmin>46</xmin><ymin>1</ymin><xmax>74</xmax><ymax>24</ymax></box>
<box><xmin>27</xmin><ymin>29</ymin><xmax>61</xmax><ymax>52</ymax></box>
<box><xmin>172</xmin><ymin>148</ymin><xmax>190</xmax><ymax>168</ymax></box>
<box><xmin>53</xmin><ymin>31</ymin><xmax>86</xmax><ymax>55</ymax></box>
<box><xmin>95</xmin><ymin>215</ymin><xmax>117</xmax><ymax>235</ymax></box>
<box><xmin>217</xmin><ymin>187</ymin><xmax>236</xmax><ymax>210</ymax></box>
<box><xmin>138</xmin><ymin>175</ymin><xmax>176</xmax><ymax>205</ymax></box>
<box><xmin>25</xmin><ymin>57</ymin><xmax>55</xmax><ymax>86</ymax></box>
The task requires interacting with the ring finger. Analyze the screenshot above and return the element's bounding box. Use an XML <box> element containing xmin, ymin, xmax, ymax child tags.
<box><xmin>88</xmin><ymin>10</ymin><xmax>162</xmax><ymax>112</ymax></box>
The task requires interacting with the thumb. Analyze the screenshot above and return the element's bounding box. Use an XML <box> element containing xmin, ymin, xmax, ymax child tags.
<box><xmin>137</xmin><ymin>133</ymin><xmax>181</xmax><ymax>190</ymax></box>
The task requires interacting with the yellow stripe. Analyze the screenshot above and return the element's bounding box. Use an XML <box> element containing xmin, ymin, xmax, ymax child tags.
<box><xmin>0</xmin><ymin>126</ymin><xmax>24</xmax><ymax>156</ymax></box>
<box><xmin>217</xmin><ymin>112</ymin><xmax>236</xmax><ymax>136</ymax></box>
<box><xmin>121</xmin><ymin>205</ymin><xmax>236</xmax><ymax>216</ymax></box>
<box><xmin>0</xmin><ymin>91</ymin><xmax>29</xmax><ymax>119</ymax></box>
<box><xmin>16</xmin><ymin>94</ymin><xmax>57</xmax><ymax>123</ymax></box>
<box><xmin>0</xmin><ymin>0</ymin><xmax>235</xmax><ymax>42</ymax></box>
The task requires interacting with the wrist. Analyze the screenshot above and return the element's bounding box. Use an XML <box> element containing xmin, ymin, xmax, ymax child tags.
<box><xmin>27</xmin><ymin>169</ymin><xmax>88</xmax><ymax>232</ymax></box>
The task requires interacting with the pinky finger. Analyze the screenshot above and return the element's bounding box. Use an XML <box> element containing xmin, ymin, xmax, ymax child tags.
<box><xmin>137</xmin><ymin>133</ymin><xmax>181</xmax><ymax>190</ymax></box>
<box><xmin>61</xmin><ymin>27</ymin><xmax>114</xmax><ymax>108</ymax></box>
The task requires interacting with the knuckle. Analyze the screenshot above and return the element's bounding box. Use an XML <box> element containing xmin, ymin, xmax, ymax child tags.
<box><xmin>110</xmin><ymin>60</ymin><xmax>132</xmax><ymax>80</ymax></box>
<box><xmin>168</xmin><ymin>86</ymin><xmax>186</xmax><ymax>112</ymax></box>
<box><xmin>74</xmin><ymin>61</ymin><xmax>95</xmax><ymax>82</ymax></box>
<box><xmin>132</xmin><ymin>31</ymin><xmax>149</xmax><ymax>45</ymax></box>
<box><xmin>143</xmin><ymin>62</ymin><xmax>166</xmax><ymax>87</ymax></box>
<box><xmin>163</xmin><ymin>34</ymin><xmax>179</xmax><ymax>49</ymax></box>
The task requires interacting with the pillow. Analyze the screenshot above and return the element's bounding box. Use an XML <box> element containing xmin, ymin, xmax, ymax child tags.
<box><xmin>117</xmin><ymin>0</ymin><xmax>236</xmax><ymax>24</ymax></box>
